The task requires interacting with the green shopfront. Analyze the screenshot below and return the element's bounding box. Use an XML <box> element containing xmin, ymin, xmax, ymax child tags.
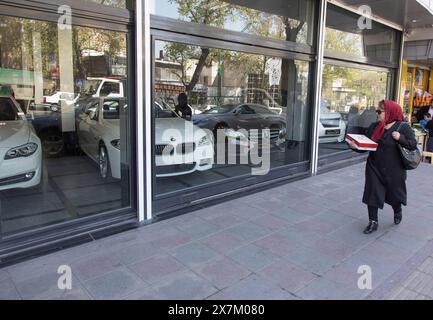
<box><xmin>0</xmin><ymin>0</ymin><xmax>405</xmax><ymax>265</ymax></box>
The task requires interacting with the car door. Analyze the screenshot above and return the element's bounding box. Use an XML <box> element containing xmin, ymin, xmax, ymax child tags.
<box><xmin>235</xmin><ymin>105</ymin><xmax>258</xmax><ymax>131</ymax></box>
<box><xmin>77</xmin><ymin>100</ymin><xmax>99</xmax><ymax>157</ymax></box>
<box><xmin>86</xmin><ymin>101</ymin><xmax>102</xmax><ymax>160</ymax></box>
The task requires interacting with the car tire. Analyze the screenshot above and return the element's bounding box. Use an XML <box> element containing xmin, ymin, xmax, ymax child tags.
<box><xmin>213</xmin><ymin>123</ymin><xmax>228</xmax><ymax>142</ymax></box>
<box><xmin>99</xmin><ymin>144</ymin><xmax>111</xmax><ymax>180</ymax></box>
<box><xmin>40</xmin><ymin>130</ymin><xmax>65</xmax><ymax>158</ymax></box>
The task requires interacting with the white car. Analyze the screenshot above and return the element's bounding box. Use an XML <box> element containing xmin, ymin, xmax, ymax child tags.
<box><xmin>0</xmin><ymin>95</ymin><xmax>42</xmax><ymax>191</ymax></box>
<box><xmin>318</xmin><ymin>111</ymin><xmax>347</xmax><ymax>143</ymax></box>
<box><xmin>76</xmin><ymin>99</ymin><xmax>214</xmax><ymax>179</ymax></box>
<box><xmin>76</xmin><ymin>98</ymin><xmax>122</xmax><ymax>179</ymax></box>
<box><xmin>43</xmin><ymin>91</ymin><xmax>79</xmax><ymax>110</ymax></box>
<box><xmin>154</xmin><ymin>102</ymin><xmax>214</xmax><ymax>177</ymax></box>
<box><xmin>83</xmin><ymin>77</ymin><xmax>125</xmax><ymax>98</ymax></box>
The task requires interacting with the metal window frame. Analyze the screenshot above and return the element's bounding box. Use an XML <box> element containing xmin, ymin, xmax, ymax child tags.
<box><xmin>0</xmin><ymin>0</ymin><xmax>131</xmax><ymax>31</ymax></box>
<box><xmin>327</xmin><ymin>0</ymin><xmax>404</xmax><ymax>31</ymax></box>
<box><xmin>310</xmin><ymin>0</ymin><xmax>327</xmax><ymax>176</ymax></box>
<box><xmin>150</xmin><ymin>15</ymin><xmax>315</xmax><ymax>56</ymax></box>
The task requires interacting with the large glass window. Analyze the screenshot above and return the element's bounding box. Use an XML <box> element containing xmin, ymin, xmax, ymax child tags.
<box><xmin>0</xmin><ymin>16</ymin><xmax>131</xmax><ymax>236</ymax></box>
<box><xmin>151</xmin><ymin>0</ymin><xmax>315</xmax><ymax>46</ymax></box>
<box><xmin>325</xmin><ymin>4</ymin><xmax>401</xmax><ymax>65</ymax></box>
<box><xmin>153</xmin><ymin>40</ymin><xmax>311</xmax><ymax>199</ymax></box>
<box><xmin>319</xmin><ymin>64</ymin><xmax>390</xmax><ymax>158</ymax></box>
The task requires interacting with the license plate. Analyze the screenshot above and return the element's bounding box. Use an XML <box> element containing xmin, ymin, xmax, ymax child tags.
<box><xmin>326</xmin><ymin>129</ymin><xmax>341</xmax><ymax>135</ymax></box>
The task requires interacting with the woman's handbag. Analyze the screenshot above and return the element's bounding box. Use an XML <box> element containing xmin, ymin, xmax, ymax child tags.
<box><xmin>396</xmin><ymin>122</ymin><xmax>422</xmax><ymax>170</ymax></box>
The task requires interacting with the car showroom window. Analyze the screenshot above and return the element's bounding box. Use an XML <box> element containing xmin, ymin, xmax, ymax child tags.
<box><xmin>153</xmin><ymin>39</ymin><xmax>311</xmax><ymax>211</ymax></box>
<box><xmin>0</xmin><ymin>14</ymin><xmax>131</xmax><ymax>236</ymax></box>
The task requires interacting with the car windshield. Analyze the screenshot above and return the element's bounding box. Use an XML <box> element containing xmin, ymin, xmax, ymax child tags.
<box><xmin>82</xmin><ymin>80</ymin><xmax>102</xmax><ymax>95</ymax></box>
<box><xmin>0</xmin><ymin>97</ymin><xmax>20</xmax><ymax>121</ymax></box>
<box><xmin>154</xmin><ymin>100</ymin><xmax>177</xmax><ymax>118</ymax></box>
<box><xmin>103</xmin><ymin>100</ymin><xmax>120</xmax><ymax>120</ymax></box>
<box><xmin>204</xmin><ymin>105</ymin><xmax>236</xmax><ymax>114</ymax></box>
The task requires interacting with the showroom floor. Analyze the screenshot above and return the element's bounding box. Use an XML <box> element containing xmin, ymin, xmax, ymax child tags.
<box><xmin>1</xmin><ymin>162</ymin><xmax>432</xmax><ymax>299</ymax></box>
<box><xmin>0</xmin><ymin>155</ymin><xmax>123</xmax><ymax>235</ymax></box>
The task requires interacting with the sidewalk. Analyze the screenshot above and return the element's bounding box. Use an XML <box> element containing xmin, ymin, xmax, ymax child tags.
<box><xmin>1</xmin><ymin>163</ymin><xmax>432</xmax><ymax>300</ymax></box>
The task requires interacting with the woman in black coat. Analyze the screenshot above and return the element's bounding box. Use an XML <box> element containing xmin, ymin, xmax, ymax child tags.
<box><xmin>348</xmin><ymin>100</ymin><xmax>418</xmax><ymax>234</ymax></box>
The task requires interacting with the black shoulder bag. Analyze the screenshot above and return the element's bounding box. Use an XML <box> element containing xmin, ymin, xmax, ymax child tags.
<box><xmin>396</xmin><ymin>122</ymin><xmax>421</xmax><ymax>170</ymax></box>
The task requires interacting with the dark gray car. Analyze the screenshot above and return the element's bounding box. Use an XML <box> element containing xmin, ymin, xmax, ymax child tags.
<box><xmin>192</xmin><ymin>103</ymin><xmax>286</xmax><ymax>142</ymax></box>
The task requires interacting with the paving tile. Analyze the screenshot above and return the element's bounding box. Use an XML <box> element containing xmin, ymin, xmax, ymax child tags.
<box><xmin>122</xmin><ymin>287</ymin><xmax>162</xmax><ymax>300</ymax></box>
<box><xmin>193</xmin><ymin>257</ymin><xmax>251</xmax><ymax>290</ymax></box>
<box><xmin>208</xmin><ymin>274</ymin><xmax>294</xmax><ymax>300</ymax></box>
<box><xmin>109</xmin><ymin>242</ymin><xmax>160</xmax><ymax>266</ymax></box>
<box><xmin>223</xmin><ymin>222</ymin><xmax>272</xmax><ymax>243</ymax></box>
<box><xmin>417</xmin><ymin>257</ymin><xmax>433</xmax><ymax>275</ymax></box>
<box><xmin>70</xmin><ymin>253</ymin><xmax>124</xmax><ymax>282</ymax></box>
<box><xmin>253</xmin><ymin>233</ymin><xmax>300</xmax><ymax>257</ymax></box>
<box><xmin>259</xmin><ymin>260</ymin><xmax>318</xmax><ymax>293</ymax></box>
<box><xmin>175</xmin><ymin>220</ymin><xmax>222</xmax><ymax>240</ymax></box>
<box><xmin>83</xmin><ymin>266</ymin><xmax>148</xmax><ymax>300</ymax></box>
<box><xmin>0</xmin><ymin>268</ymin><xmax>10</xmax><ymax>282</ymax></box>
<box><xmin>128</xmin><ymin>254</ymin><xmax>187</xmax><ymax>284</ymax></box>
<box><xmin>0</xmin><ymin>278</ymin><xmax>21</xmax><ymax>300</ymax></box>
<box><xmin>169</xmin><ymin>242</ymin><xmax>221</xmax><ymax>268</ymax></box>
<box><xmin>14</xmin><ymin>272</ymin><xmax>88</xmax><ymax>300</ymax></box>
<box><xmin>284</xmin><ymin>246</ymin><xmax>338</xmax><ymax>276</ymax></box>
<box><xmin>200</xmin><ymin>213</ymin><xmax>245</xmax><ymax>229</ymax></box>
<box><xmin>228</xmin><ymin>244</ymin><xmax>280</xmax><ymax>272</ymax></box>
<box><xmin>152</xmin><ymin>270</ymin><xmax>218</xmax><ymax>300</ymax></box>
<box><xmin>296</xmin><ymin>277</ymin><xmax>366</xmax><ymax>300</ymax></box>
<box><xmin>249</xmin><ymin>214</ymin><xmax>291</xmax><ymax>232</ymax></box>
<box><xmin>200</xmin><ymin>230</ymin><xmax>248</xmax><ymax>254</ymax></box>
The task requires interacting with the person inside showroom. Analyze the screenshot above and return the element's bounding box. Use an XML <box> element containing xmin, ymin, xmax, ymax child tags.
<box><xmin>348</xmin><ymin>100</ymin><xmax>418</xmax><ymax>234</ymax></box>
<box><xmin>175</xmin><ymin>92</ymin><xmax>192</xmax><ymax>120</ymax></box>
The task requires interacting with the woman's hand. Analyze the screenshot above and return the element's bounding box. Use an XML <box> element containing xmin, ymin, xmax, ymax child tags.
<box><xmin>392</xmin><ymin>131</ymin><xmax>401</xmax><ymax>141</ymax></box>
<box><xmin>348</xmin><ymin>141</ymin><xmax>357</xmax><ymax>150</ymax></box>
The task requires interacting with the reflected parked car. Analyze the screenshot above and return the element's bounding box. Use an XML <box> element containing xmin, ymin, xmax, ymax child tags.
<box><xmin>0</xmin><ymin>95</ymin><xmax>42</xmax><ymax>190</ymax></box>
<box><xmin>43</xmin><ymin>91</ymin><xmax>79</xmax><ymax>111</ymax></box>
<box><xmin>76</xmin><ymin>98</ymin><xmax>123</xmax><ymax>179</ymax></box>
<box><xmin>318</xmin><ymin>111</ymin><xmax>347</xmax><ymax>143</ymax></box>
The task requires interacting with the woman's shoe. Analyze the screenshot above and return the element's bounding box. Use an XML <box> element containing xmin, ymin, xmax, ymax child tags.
<box><xmin>363</xmin><ymin>220</ymin><xmax>378</xmax><ymax>234</ymax></box>
<box><xmin>394</xmin><ymin>211</ymin><xmax>402</xmax><ymax>225</ymax></box>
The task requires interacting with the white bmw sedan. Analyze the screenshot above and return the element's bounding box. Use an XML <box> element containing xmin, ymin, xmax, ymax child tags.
<box><xmin>0</xmin><ymin>95</ymin><xmax>42</xmax><ymax>191</ymax></box>
<box><xmin>77</xmin><ymin>98</ymin><xmax>214</xmax><ymax>179</ymax></box>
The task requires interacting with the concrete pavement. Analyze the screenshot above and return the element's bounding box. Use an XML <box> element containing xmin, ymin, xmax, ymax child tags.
<box><xmin>0</xmin><ymin>162</ymin><xmax>432</xmax><ymax>300</ymax></box>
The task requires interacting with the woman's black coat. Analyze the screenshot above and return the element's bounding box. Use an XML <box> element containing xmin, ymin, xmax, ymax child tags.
<box><xmin>360</xmin><ymin>121</ymin><xmax>417</xmax><ymax>209</ymax></box>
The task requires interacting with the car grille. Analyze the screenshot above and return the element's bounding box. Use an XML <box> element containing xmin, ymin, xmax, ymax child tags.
<box><xmin>155</xmin><ymin>144</ymin><xmax>174</xmax><ymax>156</ymax></box>
<box><xmin>249</xmin><ymin>128</ymin><xmax>281</xmax><ymax>141</ymax></box>
<box><xmin>177</xmin><ymin>143</ymin><xmax>196</xmax><ymax>154</ymax></box>
<box><xmin>156</xmin><ymin>163</ymin><xmax>196</xmax><ymax>175</ymax></box>
<box><xmin>155</xmin><ymin>143</ymin><xmax>196</xmax><ymax>156</ymax></box>
<box><xmin>320</xmin><ymin>119</ymin><xmax>340</xmax><ymax>128</ymax></box>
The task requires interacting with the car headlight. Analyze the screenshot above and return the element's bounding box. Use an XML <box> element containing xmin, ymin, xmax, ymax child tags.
<box><xmin>198</xmin><ymin>135</ymin><xmax>211</xmax><ymax>146</ymax></box>
<box><xmin>111</xmin><ymin>139</ymin><xmax>120</xmax><ymax>150</ymax></box>
<box><xmin>5</xmin><ymin>143</ymin><xmax>38</xmax><ymax>160</ymax></box>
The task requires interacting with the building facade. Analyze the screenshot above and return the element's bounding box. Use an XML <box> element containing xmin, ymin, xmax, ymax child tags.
<box><xmin>0</xmin><ymin>0</ymin><xmax>429</xmax><ymax>265</ymax></box>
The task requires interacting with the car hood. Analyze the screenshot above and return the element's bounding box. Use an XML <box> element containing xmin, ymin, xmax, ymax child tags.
<box><xmin>0</xmin><ymin>120</ymin><xmax>30</xmax><ymax>148</ymax></box>
<box><xmin>155</xmin><ymin>118</ymin><xmax>208</xmax><ymax>144</ymax></box>
<box><xmin>320</xmin><ymin>112</ymin><xmax>341</xmax><ymax>120</ymax></box>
